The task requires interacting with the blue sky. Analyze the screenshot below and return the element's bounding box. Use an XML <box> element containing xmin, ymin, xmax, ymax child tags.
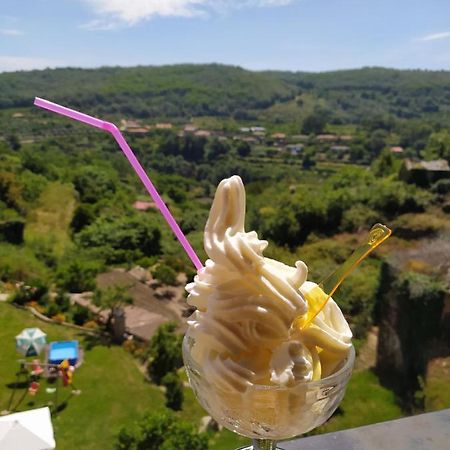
<box><xmin>1</xmin><ymin>0</ymin><xmax>450</xmax><ymax>72</ymax></box>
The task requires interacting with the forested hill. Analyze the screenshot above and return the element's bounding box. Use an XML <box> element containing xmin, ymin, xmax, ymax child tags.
<box><xmin>1</xmin><ymin>64</ymin><xmax>450</xmax><ymax>121</ymax></box>
<box><xmin>0</xmin><ymin>64</ymin><xmax>297</xmax><ymax>117</ymax></box>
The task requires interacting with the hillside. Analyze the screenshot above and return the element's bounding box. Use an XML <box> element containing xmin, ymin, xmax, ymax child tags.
<box><xmin>1</xmin><ymin>64</ymin><xmax>450</xmax><ymax>123</ymax></box>
<box><xmin>0</xmin><ymin>64</ymin><xmax>296</xmax><ymax>118</ymax></box>
<box><xmin>0</xmin><ymin>63</ymin><xmax>449</xmax><ymax>448</ymax></box>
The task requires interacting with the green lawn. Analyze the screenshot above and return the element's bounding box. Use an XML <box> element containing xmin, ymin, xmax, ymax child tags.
<box><xmin>207</xmin><ymin>369</ymin><xmax>405</xmax><ymax>450</ymax></box>
<box><xmin>0</xmin><ymin>302</ymin><xmax>407</xmax><ymax>450</ymax></box>
<box><xmin>0</xmin><ymin>303</ymin><xmax>164</xmax><ymax>450</ymax></box>
<box><xmin>313</xmin><ymin>369</ymin><xmax>403</xmax><ymax>434</ymax></box>
<box><xmin>24</xmin><ymin>182</ymin><xmax>76</xmax><ymax>259</ymax></box>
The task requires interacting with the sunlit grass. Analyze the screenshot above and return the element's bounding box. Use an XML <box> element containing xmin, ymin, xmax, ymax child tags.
<box><xmin>24</xmin><ymin>182</ymin><xmax>76</xmax><ymax>259</ymax></box>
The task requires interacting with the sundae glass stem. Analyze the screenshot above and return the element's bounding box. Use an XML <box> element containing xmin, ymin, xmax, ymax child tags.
<box><xmin>252</xmin><ymin>439</ymin><xmax>278</xmax><ymax>450</ymax></box>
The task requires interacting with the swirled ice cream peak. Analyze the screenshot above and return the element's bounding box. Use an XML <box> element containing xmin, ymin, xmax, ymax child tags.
<box><xmin>186</xmin><ymin>176</ymin><xmax>352</xmax><ymax>390</ymax></box>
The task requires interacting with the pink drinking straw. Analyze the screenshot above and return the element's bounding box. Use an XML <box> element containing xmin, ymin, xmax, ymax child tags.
<box><xmin>34</xmin><ymin>97</ymin><xmax>203</xmax><ymax>271</ymax></box>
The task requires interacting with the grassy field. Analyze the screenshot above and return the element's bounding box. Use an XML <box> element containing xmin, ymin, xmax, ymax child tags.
<box><xmin>0</xmin><ymin>302</ymin><xmax>164</xmax><ymax>450</ymax></box>
<box><xmin>24</xmin><ymin>182</ymin><xmax>76</xmax><ymax>259</ymax></box>
<box><xmin>0</xmin><ymin>302</ymin><xmax>409</xmax><ymax>450</ymax></box>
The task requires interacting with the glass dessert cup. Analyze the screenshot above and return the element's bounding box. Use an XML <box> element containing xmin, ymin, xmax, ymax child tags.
<box><xmin>183</xmin><ymin>334</ymin><xmax>355</xmax><ymax>450</ymax></box>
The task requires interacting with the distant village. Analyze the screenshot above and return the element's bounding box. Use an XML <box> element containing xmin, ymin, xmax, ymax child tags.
<box><xmin>8</xmin><ymin>112</ymin><xmax>450</xmax><ymax>188</ymax></box>
<box><xmin>120</xmin><ymin>118</ymin><xmax>450</xmax><ymax>187</ymax></box>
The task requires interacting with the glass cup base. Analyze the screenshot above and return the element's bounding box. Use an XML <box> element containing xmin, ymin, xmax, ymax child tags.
<box><xmin>237</xmin><ymin>440</ymin><xmax>280</xmax><ymax>450</ymax></box>
<box><xmin>237</xmin><ymin>447</ymin><xmax>282</xmax><ymax>450</ymax></box>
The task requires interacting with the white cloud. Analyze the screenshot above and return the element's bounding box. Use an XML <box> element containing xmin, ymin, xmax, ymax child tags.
<box><xmin>0</xmin><ymin>56</ymin><xmax>63</xmax><ymax>72</ymax></box>
<box><xmin>417</xmin><ymin>31</ymin><xmax>450</xmax><ymax>42</ymax></box>
<box><xmin>80</xmin><ymin>0</ymin><xmax>296</xmax><ymax>27</ymax></box>
<box><xmin>79</xmin><ymin>19</ymin><xmax>121</xmax><ymax>31</ymax></box>
<box><xmin>0</xmin><ymin>28</ymin><xmax>24</xmax><ymax>36</ymax></box>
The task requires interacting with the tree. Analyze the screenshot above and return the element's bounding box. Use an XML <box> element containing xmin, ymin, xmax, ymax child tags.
<box><xmin>6</xmin><ymin>134</ymin><xmax>20</xmax><ymax>151</ymax></box>
<box><xmin>367</xmin><ymin>129</ymin><xmax>387</xmax><ymax>155</ymax></box>
<box><xmin>147</xmin><ymin>322</ymin><xmax>183</xmax><ymax>384</ymax></box>
<box><xmin>302</xmin><ymin>153</ymin><xmax>315</xmax><ymax>170</ymax></box>
<box><xmin>55</xmin><ymin>258</ymin><xmax>99</xmax><ymax>292</ymax></box>
<box><xmin>160</xmin><ymin>133</ymin><xmax>180</xmax><ymax>156</ymax></box>
<box><xmin>70</xmin><ymin>204</ymin><xmax>96</xmax><ymax>233</ymax></box>
<box><xmin>93</xmin><ymin>285</ymin><xmax>133</xmax><ymax>334</ymax></box>
<box><xmin>0</xmin><ymin>172</ymin><xmax>22</xmax><ymax>210</ymax></box>
<box><xmin>152</xmin><ymin>264</ymin><xmax>178</xmax><ymax>286</ymax></box>
<box><xmin>371</xmin><ymin>149</ymin><xmax>398</xmax><ymax>177</ymax></box>
<box><xmin>235</xmin><ymin>140</ymin><xmax>251</xmax><ymax>157</ymax></box>
<box><xmin>423</xmin><ymin>130</ymin><xmax>450</xmax><ymax>162</ymax></box>
<box><xmin>77</xmin><ymin>215</ymin><xmax>162</xmax><ymax>264</ymax></box>
<box><xmin>302</xmin><ymin>108</ymin><xmax>328</xmax><ymax>135</ymax></box>
<box><xmin>161</xmin><ymin>372</ymin><xmax>183</xmax><ymax>411</ymax></box>
<box><xmin>73</xmin><ymin>166</ymin><xmax>117</xmax><ymax>203</ymax></box>
<box><xmin>182</xmin><ymin>135</ymin><xmax>206</xmax><ymax>162</ymax></box>
<box><xmin>116</xmin><ymin>410</ymin><xmax>208</xmax><ymax>450</ymax></box>
<box><xmin>205</xmin><ymin>137</ymin><xmax>229</xmax><ymax>161</ymax></box>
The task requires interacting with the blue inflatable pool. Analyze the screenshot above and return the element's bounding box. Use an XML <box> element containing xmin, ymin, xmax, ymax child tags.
<box><xmin>48</xmin><ymin>341</ymin><xmax>79</xmax><ymax>366</ymax></box>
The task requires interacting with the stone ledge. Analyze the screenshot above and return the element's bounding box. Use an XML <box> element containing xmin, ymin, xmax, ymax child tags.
<box><xmin>279</xmin><ymin>409</ymin><xmax>449</xmax><ymax>450</ymax></box>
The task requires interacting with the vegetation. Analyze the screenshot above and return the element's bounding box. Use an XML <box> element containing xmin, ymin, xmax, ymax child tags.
<box><xmin>116</xmin><ymin>410</ymin><xmax>208</xmax><ymax>450</ymax></box>
<box><xmin>92</xmin><ymin>285</ymin><xmax>133</xmax><ymax>332</ymax></box>
<box><xmin>0</xmin><ymin>63</ymin><xmax>449</xmax><ymax>448</ymax></box>
<box><xmin>0</xmin><ymin>303</ymin><xmax>165</xmax><ymax>450</ymax></box>
<box><xmin>147</xmin><ymin>323</ymin><xmax>183</xmax><ymax>384</ymax></box>
<box><xmin>161</xmin><ymin>372</ymin><xmax>184</xmax><ymax>411</ymax></box>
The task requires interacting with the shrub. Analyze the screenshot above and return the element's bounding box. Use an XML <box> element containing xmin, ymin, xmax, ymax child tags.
<box><xmin>161</xmin><ymin>372</ymin><xmax>184</xmax><ymax>411</ymax></box>
<box><xmin>77</xmin><ymin>215</ymin><xmax>162</xmax><ymax>264</ymax></box>
<box><xmin>70</xmin><ymin>204</ymin><xmax>96</xmax><ymax>233</ymax></box>
<box><xmin>45</xmin><ymin>302</ymin><xmax>60</xmax><ymax>318</ymax></box>
<box><xmin>340</xmin><ymin>205</ymin><xmax>381</xmax><ymax>232</ymax></box>
<box><xmin>432</xmin><ymin>179</ymin><xmax>450</xmax><ymax>195</ymax></box>
<box><xmin>0</xmin><ymin>219</ymin><xmax>25</xmax><ymax>244</ymax></box>
<box><xmin>54</xmin><ymin>290</ymin><xmax>71</xmax><ymax>312</ymax></box>
<box><xmin>147</xmin><ymin>322</ymin><xmax>183</xmax><ymax>384</ymax></box>
<box><xmin>116</xmin><ymin>410</ymin><xmax>208</xmax><ymax>450</ymax></box>
<box><xmin>0</xmin><ymin>244</ymin><xmax>49</xmax><ymax>283</ymax></box>
<box><xmin>51</xmin><ymin>313</ymin><xmax>65</xmax><ymax>323</ymax></box>
<box><xmin>72</xmin><ymin>166</ymin><xmax>117</xmax><ymax>203</ymax></box>
<box><xmin>10</xmin><ymin>280</ymin><xmax>48</xmax><ymax>306</ymax></box>
<box><xmin>152</xmin><ymin>264</ymin><xmax>178</xmax><ymax>286</ymax></box>
<box><xmin>72</xmin><ymin>304</ymin><xmax>93</xmax><ymax>326</ymax></box>
<box><xmin>55</xmin><ymin>258</ymin><xmax>100</xmax><ymax>293</ymax></box>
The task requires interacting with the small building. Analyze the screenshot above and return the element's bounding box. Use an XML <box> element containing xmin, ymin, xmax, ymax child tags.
<box><xmin>291</xmin><ymin>134</ymin><xmax>309</xmax><ymax>142</ymax></box>
<box><xmin>400</xmin><ymin>158</ymin><xmax>450</xmax><ymax>186</ymax></box>
<box><xmin>133</xmin><ymin>201</ymin><xmax>157</xmax><ymax>211</ymax></box>
<box><xmin>339</xmin><ymin>135</ymin><xmax>353</xmax><ymax>142</ymax></box>
<box><xmin>252</xmin><ymin>131</ymin><xmax>266</xmax><ymax>138</ymax></box>
<box><xmin>183</xmin><ymin>124</ymin><xmax>198</xmax><ymax>133</ymax></box>
<box><xmin>120</xmin><ymin>119</ymin><xmax>150</xmax><ymax>134</ymax></box>
<box><xmin>241</xmin><ymin>136</ymin><xmax>258</xmax><ymax>144</ymax></box>
<box><xmin>390</xmin><ymin>146</ymin><xmax>404</xmax><ymax>154</ymax></box>
<box><xmin>316</xmin><ymin>134</ymin><xmax>338</xmax><ymax>142</ymax></box>
<box><xmin>250</xmin><ymin>126</ymin><xmax>266</xmax><ymax>133</ymax></box>
<box><xmin>330</xmin><ymin>145</ymin><xmax>350</xmax><ymax>153</ymax></box>
<box><xmin>239</xmin><ymin>127</ymin><xmax>250</xmax><ymax>133</ymax></box>
<box><xmin>286</xmin><ymin>144</ymin><xmax>304</xmax><ymax>156</ymax></box>
<box><xmin>194</xmin><ymin>130</ymin><xmax>211</xmax><ymax>138</ymax></box>
<box><xmin>156</xmin><ymin>123</ymin><xmax>172</xmax><ymax>130</ymax></box>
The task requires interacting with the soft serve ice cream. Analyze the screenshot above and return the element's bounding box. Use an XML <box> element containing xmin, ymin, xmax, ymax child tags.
<box><xmin>184</xmin><ymin>176</ymin><xmax>352</xmax><ymax>436</ymax></box>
